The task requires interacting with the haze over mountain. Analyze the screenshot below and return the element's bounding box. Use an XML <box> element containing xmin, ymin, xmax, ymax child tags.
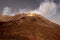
<box><xmin>0</xmin><ymin>13</ymin><xmax>60</xmax><ymax>40</ymax></box>
<box><xmin>1</xmin><ymin>0</ymin><xmax>60</xmax><ymax>25</ymax></box>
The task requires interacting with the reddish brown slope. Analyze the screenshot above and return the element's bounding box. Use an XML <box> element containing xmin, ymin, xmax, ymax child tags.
<box><xmin>0</xmin><ymin>14</ymin><xmax>60</xmax><ymax>40</ymax></box>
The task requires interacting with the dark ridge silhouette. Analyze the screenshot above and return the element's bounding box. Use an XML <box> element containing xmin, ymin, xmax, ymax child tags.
<box><xmin>0</xmin><ymin>13</ymin><xmax>60</xmax><ymax>40</ymax></box>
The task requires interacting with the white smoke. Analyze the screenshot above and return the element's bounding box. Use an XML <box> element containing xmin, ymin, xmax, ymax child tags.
<box><xmin>30</xmin><ymin>0</ymin><xmax>60</xmax><ymax>24</ymax></box>
<box><xmin>2</xmin><ymin>0</ymin><xmax>60</xmax><ymax>24</ymax></box>
<box><xmin>2</xmin><ymin>0</ymin><xmax>57</xmax><ymax>17</ymax></box>
<box><xmin>18</xmin><ymin>8</ymin><xmax>31</xmax><ymax>13</ymax></box>
<box><xmin>2</xmin><ymin>7</ymin><xmax>15</xmax><ymax>16</ymax></box>
<box><xmin>2</xmin><ymin>7</ymin><xmax>31</xmax><ymax>16</ymax></box>
<box><xmin>38</xmin><ymin>0</ymin><xmax>60</xmax><ymax>25</ymax></box>
<box><xmin>32</xmin><ymin>0</ymin><xmax>57</xmax><ymax>18</ymax></box>
<box><xmin>1</xmin><ymin>0</ymin><xmax>57</xmax><ymax>17</ymax></box>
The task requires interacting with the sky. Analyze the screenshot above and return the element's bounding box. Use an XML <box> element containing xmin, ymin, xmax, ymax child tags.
<box><xmin>0</xmin><ymin>0</ymin><xmax>41</xmax><ymax>13</ymax></box>
<box><xmin>0</xmin><ymin>0</ymin><xmax>60</xmax><ymax>24</ymax></box>
<box><xmin>0</xmin><ymin>0</ymin><xmax>59</xmax><ymax>13</ymax></box>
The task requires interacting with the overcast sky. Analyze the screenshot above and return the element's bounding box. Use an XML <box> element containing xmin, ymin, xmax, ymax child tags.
<box><xmin>0</xmin><ymin>0</ymin><xmax>59</xmax><ymax>12</ymax></box>
<box><xmin>0</xmin><ymin>0</ymin><xmax>60</xmax><ymax>13</ymax></box>
<box><xmin>0</xmin><ymin>0</ymin><xmax>41</xmax><ymax>13</ymax></box>
<box><xmin>0</xmin><ymin>0</ymin><xmax>60</xmax><ymax>24</ymax></box>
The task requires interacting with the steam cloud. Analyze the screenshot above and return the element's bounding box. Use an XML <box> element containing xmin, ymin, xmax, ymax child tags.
<box><xmin>32</xmin><ymin>0</ymin><xmax>57</xmax><ymax>18</ymax></box>
<box><xmin>2</xmin><ymin>0</ymin><xmax>57</xmax><ymax>17</ymax></box>
<box><xmin>2</xmin><ymin>7</ymin><xmax>31</xmax><ymax>16</ymax></box>
<box><xmin>2</xmin><ymin>0</ymin><xmax>60</xmax><ymax>24</ymax></box>
<box><xmin>30</xmin><ymin>0</ymin><xmax>58</xmax><ymax>24</ymax></box>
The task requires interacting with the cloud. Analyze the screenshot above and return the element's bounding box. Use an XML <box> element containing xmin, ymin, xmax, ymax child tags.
<box><xmin>2</xmin><ymin>0</ymin><xmax>60</xmax><ymax>25</ymax></box>
<box><xmin>2</xmin><ymin>7</ymin><xmax>16</xmax><ymax>16</ymax></box>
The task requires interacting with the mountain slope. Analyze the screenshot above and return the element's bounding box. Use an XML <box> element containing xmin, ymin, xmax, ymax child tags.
<box><xmin>0</xmin><ymin>14</ymin><xmax>60</xmax><ymax>40</ymax></box>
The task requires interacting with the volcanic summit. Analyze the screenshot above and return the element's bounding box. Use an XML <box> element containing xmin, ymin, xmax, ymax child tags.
<box><xmin>0</xmin><ymin>13</ymin><xmax>60</xmax><ymax>40</ymax></box>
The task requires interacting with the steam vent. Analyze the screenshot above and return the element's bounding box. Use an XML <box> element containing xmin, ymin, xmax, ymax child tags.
<box><xmin>0</xmin><ymin>13</ymin><xmax>60</xmax><ymax>40</ymax></box>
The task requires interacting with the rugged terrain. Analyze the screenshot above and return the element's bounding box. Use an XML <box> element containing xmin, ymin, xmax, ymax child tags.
<box><xmin>0</xmin><ymin>13</ymin><xmax>60</xmax><ymax>40</ymax></box>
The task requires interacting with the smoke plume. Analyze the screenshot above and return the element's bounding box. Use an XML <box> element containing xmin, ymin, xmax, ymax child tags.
<box><xmin>2</xmin><ymin>0</ymin><xmax>60</xmax><ymax>24</ymax></box>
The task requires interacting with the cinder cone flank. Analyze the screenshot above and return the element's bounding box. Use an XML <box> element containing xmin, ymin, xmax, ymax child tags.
<box><xmin>0</xmin><ymin>13</ymin><xmax>60</xmax><ymax>40</ymax></box>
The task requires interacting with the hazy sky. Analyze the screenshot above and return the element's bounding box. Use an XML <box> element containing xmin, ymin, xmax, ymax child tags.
<box><xmin>0</xmin><ymin>0</ymin><xmax>60</xmax><ymax>13</ymax></box>
<box><xmin>0</xmin><ymin>0</ymin><xmax>60</xmax><ymax>24</ymax></box>
<box><xmin>0</xmin><ymin>0</ymin><xmax>41</xmax><ymax>13</ymax></box>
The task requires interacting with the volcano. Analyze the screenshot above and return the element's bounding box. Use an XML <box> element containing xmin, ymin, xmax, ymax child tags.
<box><xmin>0</xmin><ymin>13</ymin><xmax>60</xmax><ymax>40</ymax></box>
